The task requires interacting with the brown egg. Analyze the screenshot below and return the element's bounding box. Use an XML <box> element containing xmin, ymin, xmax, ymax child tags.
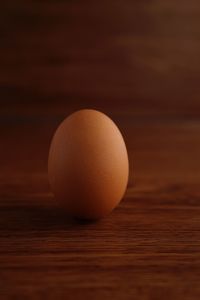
<box><xmin>48</xmin><ymin>109</ymin><xmax>129</xmax><ymax>220</ymax></box>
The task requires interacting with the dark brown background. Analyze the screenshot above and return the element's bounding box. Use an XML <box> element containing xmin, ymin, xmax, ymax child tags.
<box><xmin>1</xmin><ymin>1</ymin><xmax>200</xmax><ymax>299</ymax></box>
<box><xmin>1</xmin><ymin>0</ymin><xmax>200</xmax><ymax>116</ymax></box>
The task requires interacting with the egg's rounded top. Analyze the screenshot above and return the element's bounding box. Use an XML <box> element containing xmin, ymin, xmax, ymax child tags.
<box><xmin>48</xmin><ymin>109</ymin><xmax>129</xmax><ymax>220</ymax></box>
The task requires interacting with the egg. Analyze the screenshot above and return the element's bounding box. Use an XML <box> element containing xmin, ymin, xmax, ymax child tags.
<box><xmin>48</xmin><ymin>109</ymin><xmax>129</xmax><ymax>220</ymax></box>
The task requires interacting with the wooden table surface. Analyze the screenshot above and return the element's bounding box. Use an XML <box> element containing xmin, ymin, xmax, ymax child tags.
<box><xmin>1</xmin><ymin>115</ymin><xmax>200</xmax><ymax>300</ymax></box>
<box><xmin>1</xmin><ymin>1</ymin><xmax>200</xmax><ymax>299</ymax></box>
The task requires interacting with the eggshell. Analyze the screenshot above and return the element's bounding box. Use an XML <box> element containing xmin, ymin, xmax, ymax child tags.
<box><xmin>48</xmin><ymin>109</ymin><xmax>129</xmax><ymax>220</ymax></box>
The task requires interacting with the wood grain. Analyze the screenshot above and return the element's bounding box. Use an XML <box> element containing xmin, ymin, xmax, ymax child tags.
<box><xmin>1</xmin><ymin>115</ymin><xmax>200</xmax><ymax>299</ymax></box>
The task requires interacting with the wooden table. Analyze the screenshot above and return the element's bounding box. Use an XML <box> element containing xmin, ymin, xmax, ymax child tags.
<box><xmin>1</xmin><ymin>114</ymin><xmax>200</xmax><ymax>299</ymax></box>
<box><xmin>1</xmin><ymin>1</ymin><xmax>200</xmax><ymax>299</ymax></box>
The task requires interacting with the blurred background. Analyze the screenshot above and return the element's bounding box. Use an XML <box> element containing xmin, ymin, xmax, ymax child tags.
<box><xmin>1</xmin><ymin>0</ymin><xmax>200</xmax><ymax>192</ymax></box>
<box><xmin>1</xmin><ymin>0</ymin><xmax>200</xmax><ymax>117</ymax></box>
